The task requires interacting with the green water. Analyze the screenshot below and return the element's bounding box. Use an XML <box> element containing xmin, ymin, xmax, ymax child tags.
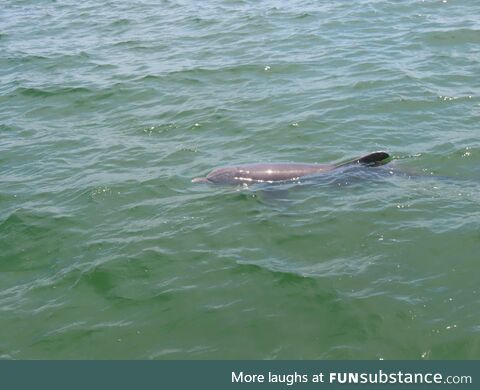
<box><xmin>1</xmin><ymin>0</ymin><xmax>480</xmax><ymax>359</ymax></box>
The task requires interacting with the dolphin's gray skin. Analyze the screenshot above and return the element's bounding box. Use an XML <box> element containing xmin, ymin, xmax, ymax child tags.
<box><xmin>192</xmin><ymin>151</ymin><xmax>390</xmax><ymax>185</ymax></box>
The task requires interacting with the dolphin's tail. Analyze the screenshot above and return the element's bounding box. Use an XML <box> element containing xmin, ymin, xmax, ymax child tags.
<box><xmin>336</xmin><ymin>151</ymin><xmax>391</xmax><ymax>168</ymax></box>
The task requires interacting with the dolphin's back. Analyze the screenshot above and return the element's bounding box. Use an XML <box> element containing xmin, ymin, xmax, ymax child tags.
<box><xmin>204</xmin><ymin>163</ymin><xmax>332</xmax><ymax>184</ymax></box>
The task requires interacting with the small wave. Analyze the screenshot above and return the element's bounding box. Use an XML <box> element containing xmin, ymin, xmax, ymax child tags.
<box><xmin>417</xmin><ymin>28</ymin><xmax>480</xmax><ymax>46</ymax></box>
<box><xmin>17</xmin><ymin>86</ymin><xmax>91</xmax><ymax>98</ymax></box>
<box><xmin>109</xmin><ymin>18</ymin><xmax>131</xmax><ymax>27</ymax></box>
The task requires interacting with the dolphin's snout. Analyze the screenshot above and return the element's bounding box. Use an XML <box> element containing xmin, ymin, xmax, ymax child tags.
<box><xmin>192</xmin><ymin>177</ymin><xmax>209</xmax><ymax>183</ymax></box>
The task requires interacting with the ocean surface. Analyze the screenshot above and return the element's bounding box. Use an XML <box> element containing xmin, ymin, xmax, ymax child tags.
<box><xmin>1</xmin><ymin>0</ymin><xmax>479</xmax><ymax>359</ymax></box>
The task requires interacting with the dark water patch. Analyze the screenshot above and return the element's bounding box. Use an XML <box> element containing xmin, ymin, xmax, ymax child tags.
<box><xmin>109</xmin><ymin>18</ymin><xmax>131</xmax><ymax>27</ymax></box>
<box><xmin>0</xmin><ymin>208</ymin><xmax>77</xmax><ymax>271</ymax></box>
<box><xmin>7</xmin><ymin>54</ymin><xmax>50</xmax><ymax>65</ymax></box>
<box><xmin>419</xmin><ymin>28</ymin><xmax>480</xmax><ymax>46</ymax></box>
<box><xmin>92</xmin><ymin>62</ymin><xmax>118</xmax><ymax>71</ymax></box>
<box><xmin>83</xmin><ymin>267</ymin><xmax>118</xmax><ymax>298</ymax></box>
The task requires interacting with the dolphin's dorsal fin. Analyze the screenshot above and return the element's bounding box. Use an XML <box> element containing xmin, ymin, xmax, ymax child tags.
<box><xmin>336</xmin><ymin>151</ymin><xmax>390</xmax><ymax>168</ymax></box>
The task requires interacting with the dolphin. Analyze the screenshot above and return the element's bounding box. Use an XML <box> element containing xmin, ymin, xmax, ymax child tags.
<box><xmin>192</xmin><ymin>151</ymin><xmax>391</xmax><ymax>185</ymax></box>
